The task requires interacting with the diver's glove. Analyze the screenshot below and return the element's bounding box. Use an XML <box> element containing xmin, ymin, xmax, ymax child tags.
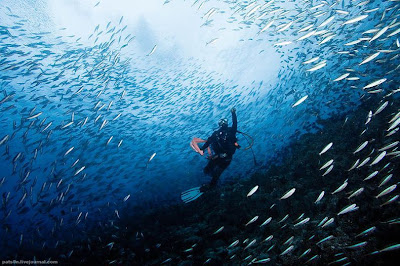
<box><xmin>231</xmin><ymin>107</ymin><xmax>236</xmax><ymax>113</ymax></box>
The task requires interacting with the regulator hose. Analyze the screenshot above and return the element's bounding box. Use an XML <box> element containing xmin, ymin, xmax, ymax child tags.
<box><xmin>237</xmin><ymin>130</ymin><xmax>258</xmax><ymax>166</ymax></box>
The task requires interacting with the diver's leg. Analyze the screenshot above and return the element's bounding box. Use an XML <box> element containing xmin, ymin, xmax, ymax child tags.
<box><xmin>209</xmin><ymin>158</ymin><xmax>232</xmax><ymax>188</ymax></box>
<box><xmin>203</xmin><ymin>159</ymin><xmax>214</xmax><ymax>176</ymax></box>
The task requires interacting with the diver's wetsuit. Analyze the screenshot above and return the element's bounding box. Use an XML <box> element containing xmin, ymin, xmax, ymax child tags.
<box><xmin>200</xmin><ymin>110</ymin><xmax>237</xmax><ymax>190</ymax></box>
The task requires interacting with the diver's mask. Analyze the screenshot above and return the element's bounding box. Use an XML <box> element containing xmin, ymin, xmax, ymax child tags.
<box><xmin>218</xmin><ymin>118</ymin><xmax>228</xmax><ymax>128</ymax></box>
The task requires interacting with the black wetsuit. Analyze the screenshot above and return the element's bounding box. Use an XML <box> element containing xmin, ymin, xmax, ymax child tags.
<box><xmin>200</xmin><ymin>111</ymin><xmax>237</xmax><ymax>189</ymax></box>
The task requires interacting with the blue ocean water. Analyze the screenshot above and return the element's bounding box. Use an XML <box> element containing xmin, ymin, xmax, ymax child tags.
<box><xmin>1</xmin><ymin>0</ymin><xmax>399</xmax><ymax>264</ymax></box>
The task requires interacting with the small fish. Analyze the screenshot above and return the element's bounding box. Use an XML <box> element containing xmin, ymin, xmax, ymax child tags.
<box><xmin>147</xmin><ymin>153</ymin><xmax>156</xmax><ymax>165</ymax></box>
<box><xmin>370</xmin><ymin>26</ymin><xmax>389</xmax><ymax>42</ymax></box>
<box><xmin>318</xmin><ymin>217</ymin><xmax>328</xmax><ymax>227</ymax></box>
<box><xmin>307</xmin><ymin>61</ymin><xmax>327</xmax><ymax>72</ymax></box>
<box><xmin>319</xmin><ymin>143</ymin><xmax>333</xmax><ymax>155</ymax></box>
<box><xmin>123</xmin><ymin>194</ymin><xmax>130</xmax><ymax>202</ymax></box>
<box><xmin>295</xmin><ymin>213</ymin><xmax>305</xmax><ymax>222</ymax></box>
<box><xmin>322</xmin><ymin>218</ymin><xmax>335</xmax><ymax>228</ymax></box>
<box><xmin>61</xmin><ymin>121</ymin><xmax>74</xmax><ymax>129</ymax></box>
<box><xmin>337</xmin><ymin>204</ymin><xmax>358</xmax><ymax>215</ymax></box>
<box><xmin>348</xmin><ymin>188</ymin><xmax>364</xmax><ymax>199</ymax></box>
<box><xmin>354</xmin><ymin>141</ymin><xmax>368</xmax><ymax>154</ymax></box>
<box><xmin>297</xmin><ymin>30</ymin><xmax>316</xmax><ymax>41</ymax></box>
<box><xmin>322</xmin><ymin>165</ymin><xmax>334</xmax><ymax>176</ymax></box>
<box><xmin>294</xmin><ymin>218</ymin><xmax>310</xmax><ymax>227</ymax></box>
<box><xmin>374</xmin><ymin>101</ymin><xmax>389</xmax><ymax>116</ymax></box>
<box><xmin>356</xmin><ymin>226</ymin><xmax>376</xmax><ymax>238</ymax></box>
<box><xmin>247</xmin><ymin>185</ymin><xmax>258</xmax><ymax>197</ymax></box>
<box><xmin>370</xmin><ymin>151</ymin><xmax>386</xmax><ymax>166</ymax></box>
<box><xmin>254</xmin><ymin>258</ymin><xmax>271</xmax><ymax>263</ymax></box>
<box><xmin>64</xmin><ymin>147</ymin><xmax>74</xmax><ymax>156</ymax></box>
<box><xmin>343</xmin><ymin>15</ymin><xmax>368</xmax><ymax>25</ymax></box>
<box><xmin>376</xmin><ymin>185</ymin><xmax>396</xmax><ymax>198</ymax></box>
<box><xmin>347</xmin><ymin>242</ymin><xmax>368</xmax><ymax>249</ymax></box>
<box><xmin>283</xmin><ymin>236</ymin><xmax>294</xmax><ymax>245</ymax></box>
<box><xmin>274</xmin><ymin>41</ymin><xmax>292</xmax><ymax>46</ymax></box>
<box><xmin>263</xmin><ymin>235</ymin><xmax>273</xmax><ymax>242</ymax></box>
<box><xmin>292</xmin><ymin>95</ymin><xmax>308</xmax><ymax>107</ymax></box>
<box><xmin>305</xmin><ymin>255</ymin><xmax>319</xmax><ymax>264</ymax></box>
<box><xmin>364</xmin><ymin>170</ymin><xmax>379</xmax><ymax>181</ymax></box>
<box><xmin>280</xmin><ymin>188</ymin><xmax>296</xmax><ymax>199</ymax></box>
<box><xmin>315</xmin><ymin>191</ymin><xmax>325</xmax><ymax>203</ymax></box>
<box><xmin>213</xmin><ymin>226</ymin><xmax>224</xmax><ymax>234</ymax></box>
<box><xmin>359</xmin><ymin>52</ymin><xmax>380</xmax><ymax>65</ymax></box>
<box><xmin>333</xmin><ymin>73</ymin><xmax>350</xmax><ymax>81</ymax></box>
<box><xmin>0</xmin><ymin>135</ymin><xmax>9</xmax><ymax>145</ymax></box>
<box><xmin>228</xmin><ymin>240</ymin><xmax>239</xmax><ymax>248</ymax></box>
<box><xmin>147</xmin><ymin>45</ymin><xmax>157</xmax><ymax>56</ymax></box>
<box><xmin>278</xmin><ymin>214</ymin><xmax>289</xmax><ymax>223</ymax></box>
<box><xmin>380</xmin><ymin>195</ymin><xmax>399</xmax><ymax>207</ymax></box>
<box><xmin>280</xmin><ymin>245</ymin><xmax>294</xmax><ymax>256</ymax></box>
<box><xmin>348</xmin><ymin>159</ymin><xmax>360</xmax><ymax>171</ymax></box>
<box><xmin>378</xmin><ymin>141</ymin><xmax>398</xmax><ymax>152</ymax></box>
<box><xmin>320</xmin><ymin>159</ymin><xmax>333</xmax><ymax>170</ymax></box>
<box><xmin>363</xmin><ymin>78</ymin><xmax>387</xmax><ymax>90</ymax></box>
<box><xmin>260</xmin><ymin>217</ymin><xmax>272</xmax><ymax>227</ymax></box>
<box><xmin>379</xmin><ymin>244</ymin><xmax>400</xmax><ymax>252</ymax></box>
<box><xmin>379</xmin><ymin>174</ymin><xmax>393</xmax><ymax>187</ymax></box>
<box><xmin>27</xmin><ymin>112</ymin><xmax>42</xmax><ymax>120</ymax></box>
<box><xmin>246</xmin><ymin>216</ymin><xmax>259</xmax><ymax>226</ymax></box>
<box><xmin>357</xmin><ymin>157</ymin><xmax>370</xmax><ymax>168</ymax></box>
<box><xmin>303</xmin><ymin>57</ymin><xmax>320</xmax><ymax>65</ymax></box>
<box><xmin>74</xmin><ymin>166</ymin><xmax>85</xmax><ymax>176</ymax></box>
<box><xmin>299</xmin><ymin>248</ymin><xmax>311</xmax><ymax>259</ymax></box>
<box><xmin>316</xmin><ymin>235</ymin><xmax>334</xmax><ymax>245</ymax></box>
<box><xmin>244</xmin><ymin>239</ymin><xmax>256</xmax><ymax>250</ymax></box>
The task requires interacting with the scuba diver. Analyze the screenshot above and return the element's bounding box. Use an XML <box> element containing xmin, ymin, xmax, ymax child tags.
<box><xmin>182</xmin><ymin>108</ymin><xmax>240</xmax><ymax>203</ymax></box>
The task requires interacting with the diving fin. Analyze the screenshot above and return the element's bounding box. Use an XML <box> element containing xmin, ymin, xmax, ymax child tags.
<box><xmin>181</xmin><ymin>187</ymin><xmax>203</xmax><ymax>203</ymax></box>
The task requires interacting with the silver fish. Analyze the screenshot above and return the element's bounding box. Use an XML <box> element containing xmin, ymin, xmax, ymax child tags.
<box><xmin>380</xmin><ymin>195</ymin><xmax>399</xmax><ymax>207</ymax></box>
<box><xmin>337</xmin><ymin>204</ymin><xmax>359</xmax><ymax>215</ymax></box>
<box><xmin>247</xmin><ymin>185</ymin><xmax>259</xmax><ymax>197</ymax></box>
<box><xmin>227</xmin><ymin>240</ymin><xmax>239</xmax><ymax>248</ymax></box>
<box><xmin>370</xmin><ymin>151</ymin><xmax>386</xmax><ymax>166</ymax></box>
<box><xmin>376</xmin><ymin>185</ymin><xmax>396</xmax><ymax>198</ymax></box>
<box><xmin>260</xmin><ymin>217</ymin><xmax>272</xmax><ymax>227</ymax></box>
<box><xmin>294</xmin><ymin>218</ymin><xmax>310</xmax><ymax>227</ymax></box>
<box><xmin>354</xmin><ymin>141</ymin><xmax>368</xmax><ymax>154</ymax></box>
<box><xmin>318</xmin><ymin>217</ymin><xmax>328</xmax><ymax>227</ymax></box>
<box><xmin>280</xmin><ymin>245</ymin><xmax>294</xmax><ymax>256</ymax></box>
<box><xmin>322</xmin><ymin>218</ymin><xmax>335</xmax><ymax>228</ymax></box>
<box><xmin>315</xmin><ymin>191</ymin><xmax>325</xmax><ymax>203</ymax></box>
<box><xmin>346</xmin><ymin>242</ymin><xmax>367</xmax><ymax>249</ymax></box>
<box><xmin>320</xmin><ymin>159</ymin><xmax>333</xmax><ymax>170</ymax></box>
<box><xmin>319</xmin><ymin>142</ymin><xmax>333</xmax><ymax>155</ymax></box>
<box><xmin>322</xmin><ymin>164</ymin><xmax>334</xmax><ymax>176</ymax></box>
<box><xmin>280</xmin><ymin>188</ymin><xmax>296</xmax><ymax>199</ymax></box>
<box><xmin>356</xmin><ymin>226</ymin><xmax>376</xmax><ymax>238</ymax></box>
<box><xmin>378</xmin><ymin>141</ymin><xmax>399</xmax><ymax>151</ymax></box>
<box><xmin>364</xmin><ymin>170</ymin><xmax>379</xmax><ymax>181</ymax></box>
<box><xmin>348</xmin><ymin>188</ymin><xmax>364</xmax><ymax>199</ymax></box>
<box><xmin>244</xmin><ymin>239</ymin><xmax>256</xmax><ymax>250</ymax></box>
<box><xmin>379</xmin><ymin>174</ymin><xmax>393</xmax><ymax>187</ymax></box>
<box><xmin>246</xmin><ymin>216</ymin><xmax>259</xmax><ymax>226</ymax></box>
<box><xmin>317</xmin><ymin>235</ymin><xmax>334</xmax><ymax>245</ymax></box>
<box><xmin>213</xmin><ymin>226</ymin><xmax>224</xmax><ymax>234</ymax></box>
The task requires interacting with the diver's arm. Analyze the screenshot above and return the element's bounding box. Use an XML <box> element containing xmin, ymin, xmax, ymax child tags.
<box><xmin>200</xmin><ymin>140</ymin><xmax>210</xmax><ymax>151</ymax></box>
<box><xmin>200</xmin><ymin>133</ymin><xmax>215</xmax><ymax>151</ymax></box>
<box><xmin>231</xmin><ymin>108</ymin><xmax>237</xmax><ymax>133</ymax></box>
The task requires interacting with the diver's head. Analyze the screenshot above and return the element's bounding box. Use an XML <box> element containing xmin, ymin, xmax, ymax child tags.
<box><xmin>218</xmin><ymin>118</ymin><xmax>228</xmax><ymax>128</ymax></box>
